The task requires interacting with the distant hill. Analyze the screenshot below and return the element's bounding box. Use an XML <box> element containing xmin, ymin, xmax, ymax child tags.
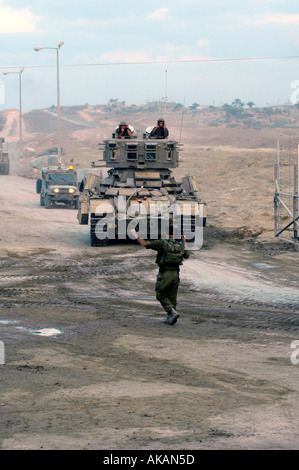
<box><xmin>1</xmin><ymin>101</ymin><xmax>299</xmax><ymax>160</ymax></box>
<box><xmin>2</xmin><ymin>101</ymin><xmax>298</xmax><ymax>238</ymax></box>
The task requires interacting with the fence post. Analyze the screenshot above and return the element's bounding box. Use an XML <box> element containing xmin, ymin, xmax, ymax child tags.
<box><xmin>274</xmin><ymin>163</ymin><xmax>279</xmax><ymax>236</ymax></box>
<box><xmin>294</xmin><ymin>164</ymin><xmax>298</xmax><ymax>242</ymax></box>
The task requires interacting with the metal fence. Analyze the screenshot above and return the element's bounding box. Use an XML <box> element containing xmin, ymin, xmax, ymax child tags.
<box><xmin>274</xmin><ymin>136</ymin><xmax>299</xmax><ymax>248</ymax></box>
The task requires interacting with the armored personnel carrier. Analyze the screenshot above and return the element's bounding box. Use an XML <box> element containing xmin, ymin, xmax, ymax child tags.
<box><xmin>77</xmin><ymin>130</ymin><xmax>206</xmax><ymax>246</ymax></box>
<box><xmin>31</xmin><ymin>147</ymin><xmax>65</xmax><ymax>170</ymax></box>
<box><xmin>0</xmin><ymin>138</ymin><xmax>10</xmax><ymax>175</ymax></box>
<box><xmin>36</xmin><ymin>165</ymin><xmax>80</xmax><ymax>209</ymax></box>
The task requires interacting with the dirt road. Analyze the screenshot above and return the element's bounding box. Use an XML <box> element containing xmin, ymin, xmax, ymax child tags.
<box><xmin>0</xmin><ymin>176</ymin><xmax>298</xmax><ymax>450</ymax></box>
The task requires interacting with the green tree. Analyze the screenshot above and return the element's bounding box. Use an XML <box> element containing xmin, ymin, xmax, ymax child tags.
<box><xmin>232</xmin><ymin>98</ymin><xmax>245</xmax><ymax>108</ymax></box>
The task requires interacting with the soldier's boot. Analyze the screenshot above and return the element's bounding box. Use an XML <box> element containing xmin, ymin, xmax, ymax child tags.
<box><xmin>164</xmin><ymin>308</ymin><xmax>180</xmax><ymax>325</ymax></box>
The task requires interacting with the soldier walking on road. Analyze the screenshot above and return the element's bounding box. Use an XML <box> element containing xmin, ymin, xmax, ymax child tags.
<box><xmin>131</xmin><ymin>225</ymin><xmax>190</xmax><ymax>325</ymax></box>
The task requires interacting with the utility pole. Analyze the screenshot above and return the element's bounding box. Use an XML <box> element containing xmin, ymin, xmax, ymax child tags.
<box><xmin>34</xmin><ymin>41</ymin><xmax>64</xmax><ymax>163</ymax></box>
<box><xmin>3</xmin><ymin>68</ymin><xmax>24</xmax><ymax>158</ymax></box>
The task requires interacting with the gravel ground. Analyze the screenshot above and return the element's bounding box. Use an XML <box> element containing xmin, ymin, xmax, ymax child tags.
<box><xmin>0</xmin><ymin>175</ymin><xmax>298</xmax><ymax>450</ymax></box>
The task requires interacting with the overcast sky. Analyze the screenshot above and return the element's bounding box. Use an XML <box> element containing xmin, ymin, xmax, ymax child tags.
<box><xmin>1</xmin><ymin>0</ymin><xmax>299</xmax><ymax>111</ymax></box>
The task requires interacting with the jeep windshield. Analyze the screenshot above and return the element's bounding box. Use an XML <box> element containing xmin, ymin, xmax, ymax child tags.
<box><xmin>47</xmin><ymin>174</ymin><xmax>76</xmax><ymax>185</ymax></box>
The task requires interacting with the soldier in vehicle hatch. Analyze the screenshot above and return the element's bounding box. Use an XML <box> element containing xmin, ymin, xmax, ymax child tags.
<box><xmin>150</xmin><ymin>118</ymin><xmax>169</xmax><ymax>139</ymax></box>
<box><xmin>115</xmin><ymin>121</ymin><xmax>132</xmax><ymax>139</ymax></box>
<box><xmin>131</xmin><ymin>225</ymin><xmax>190</xmax><ymax>325</ymax></box>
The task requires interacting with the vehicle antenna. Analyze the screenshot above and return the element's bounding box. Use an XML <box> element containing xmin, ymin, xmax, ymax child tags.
<box><xmin>179</xmin><ymin>98</ymin><xmax>186</xmax><ymax>143</ymax></box>
<box><xmin>164</xmin><ymin>69</ymin><xmax>167</xmax><ymax>115</ymax></box>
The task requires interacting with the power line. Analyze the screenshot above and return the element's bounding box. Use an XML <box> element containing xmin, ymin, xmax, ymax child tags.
<box><xmin>1</xmin><ymin>54</ymin><xmax>299</xmax><ymax>70</ymax></box>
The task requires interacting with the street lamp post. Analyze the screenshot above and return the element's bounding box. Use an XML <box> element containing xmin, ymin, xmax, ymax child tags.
<box><xmin>34</xmin><ymin>41</ymin><xmax>64</xmax><ymax>163</ymax></box>
<box><xmin>3</xmin><ymin>68</ymin><xmax>24</xmax><ymax>158</ymax></box>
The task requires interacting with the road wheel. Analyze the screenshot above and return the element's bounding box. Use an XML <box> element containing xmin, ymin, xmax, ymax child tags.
<box><xmin>40</xmin><ymin>194</ymin><xmax>45</xmax><ymax>206</ymax></box>
<box><xmin>45</xmin><ymin>196</ymin><xmax>51</xmax><ymax>209</ymax></box>
<box><xmin>78</xmin><ymin>213</ymin><xmax>89</xmax><ymax>225</ymax></box>
<box><xmin>36</xmin><ymin>178</ymin><xmax>42</xmax><ymax>194</ymax></box>
<box><xmin>3</xmin><ymin>163</ymin><xmax>9</xmax><ymax>175</ymax></box>
<box><xmin>90</xmin><ymin>216</ymin><xmax>109</xmax><ymax>246</ymax></box>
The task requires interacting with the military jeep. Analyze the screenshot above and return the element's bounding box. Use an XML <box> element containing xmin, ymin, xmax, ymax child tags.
<box><xmin>36</xmin><ymin>165</ymin><xmax>79</xmax><ymax>209</ymax></box>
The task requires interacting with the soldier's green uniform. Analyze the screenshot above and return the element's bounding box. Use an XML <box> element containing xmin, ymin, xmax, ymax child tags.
<box><xmin>146</xmin><ymin>238</ymin><xmax>190</xmax><ymax>324</ymax></box>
